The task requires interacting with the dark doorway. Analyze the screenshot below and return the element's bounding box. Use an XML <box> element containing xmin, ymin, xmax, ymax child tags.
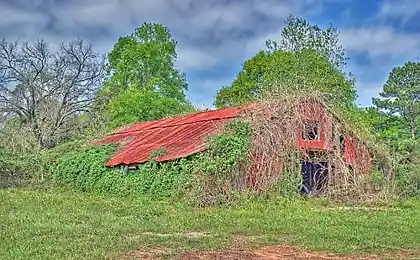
<box><xmin>300</xmin><ymin>160</ymin><xmax>329</xmax><ymax>195</ymax></box>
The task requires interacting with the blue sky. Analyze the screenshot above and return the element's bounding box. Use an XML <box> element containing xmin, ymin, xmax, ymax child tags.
<box><xmin>1</xmin><ymin>0</ymin><xmax>419</xmax><ymax>109</ymax></box>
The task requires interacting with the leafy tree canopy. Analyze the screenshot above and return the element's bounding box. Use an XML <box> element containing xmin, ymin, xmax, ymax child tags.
<box><xmin>215</xmin><ymin>50</ymin><xmax>356</xmax><ymax>109</ymax></box>
<box><xmin>373</xmin><ymin>61</ymin><xmax>420</xmax><ymax>138</ymax></box>
<box><xmin>100</xmin><ymin>22</ymin><xmax>194</xmax><ymax>127</ymax></box>
<box><xmin>107</xmin><ymin>82</ymin><xmax>194</xmax><ymax>129</ymax></box>
<box><xmin>266</xmin><ymin>14</ymin><xmax>348</xmax><ymax>70</ymax></box>
<box><xmin>215</xmin><ymin>15</ymin><xmax>355</xmax><ymax>110</ymax></box>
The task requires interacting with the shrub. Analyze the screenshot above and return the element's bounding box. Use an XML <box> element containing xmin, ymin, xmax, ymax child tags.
<box><xmin>189</xmin><ymin>119</ymin><xmax>253</xmax><ymax>206</ymax></box>
<box><xmin>45</xmin><ymin>143</ymin><xmax>192</xmax><ymax>198</ymax></box>
<box><xmin>0</xmin><ymin>149</ymin><xmax>45</xmax><ymax>188</ymax></box>
<box><xmin>396</xmin><ymin>164</ymin><xmax>420</xmax><ymax>198</ymax></box>
<box><xmin>45</xmin><ymin>144</ymin><xmax>117</xmax><ymax>192</ymax></box>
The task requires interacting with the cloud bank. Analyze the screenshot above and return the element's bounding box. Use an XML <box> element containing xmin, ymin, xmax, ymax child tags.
<box><xmin>0</xmin><ymin>0</ymin><xmax>419</xmax><ymax>107</ymax></box>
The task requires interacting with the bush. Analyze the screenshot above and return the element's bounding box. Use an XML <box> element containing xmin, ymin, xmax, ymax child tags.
<box><xmin>390</xmin><ymin>139</ymin><xmax>420</xmax><ymax>198</ymax></box>
<box><xmin>45</xmin><ymin>144</ymin><xmax>117</xmax><ymax>192</ymax></box>
<box><xmin>45</xmin><ymin>143</ymin><xmax>193</xmax><ymax>198</ymax></box>
<box><xmin>0</xmin><ymin>149</ymin><xmax>45</xmax><ymax>188</ymax></box>
<box><xmin>396</xmin><ymin>164</ymin><xmax>420</xmax><ymax>198</ymax></box>
<box><xmin>189</xmin><ymin>119</ymin><xmax>252</xmax><ymax>206</ymax></box>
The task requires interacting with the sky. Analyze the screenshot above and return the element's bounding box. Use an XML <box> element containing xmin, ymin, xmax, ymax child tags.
<box><xmin>0</xmin><ymin>0</ymin><xmax>419</xmax><ymax>109</ymax></box>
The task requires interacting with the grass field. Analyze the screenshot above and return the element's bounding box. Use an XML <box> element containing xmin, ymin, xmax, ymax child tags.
<box><xmin>1</xmin><ymin>188</ymin><xmax>420</xmax><ymax>260</ymax></box>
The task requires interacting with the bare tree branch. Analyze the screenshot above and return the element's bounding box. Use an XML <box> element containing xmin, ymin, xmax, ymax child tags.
<box><xmin>0</xmin><ymin>38</ymin><xmax>105</xmax><ymax>148</ymax></box>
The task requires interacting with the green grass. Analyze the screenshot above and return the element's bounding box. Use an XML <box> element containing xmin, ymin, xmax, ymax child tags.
<box><xmin>1</xmin><ymin>189</ymin><xmax>420</xmax><ymax>260</ymax></box>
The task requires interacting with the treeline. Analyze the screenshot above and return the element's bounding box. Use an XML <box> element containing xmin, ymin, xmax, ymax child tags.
<box><xmin>0</xmin><ymin>15</ymin><xmax>418</xmax><ymax>197</ymax></box>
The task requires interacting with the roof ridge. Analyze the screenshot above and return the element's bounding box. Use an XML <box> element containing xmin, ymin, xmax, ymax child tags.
<box><xmin>110</xmin><ymin>104</ymin><xmax>254</xmax><ymax>136</ymax></box>
<box><xmin>112</xmin><ymin>116</ymin><xmax>240</xmax><ymax>135</ymax></box>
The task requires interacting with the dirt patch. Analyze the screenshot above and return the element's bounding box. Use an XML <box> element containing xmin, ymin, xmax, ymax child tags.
<box><xmin>138</xmin><ymin>231</ymin><xmax>210</xmax><ymax>238</ymax></box>
<box><xmin>119</xmin><ymin>247</ymin><xmax>168</xmax><ymax>260</ymax></box>
<box><xmin>117</xmin><ymin>238</ymin><xmax>419</xmax><ymax>260</ymax></box>
<box><xmin>319</xmin><ymin>206</ymin><xmax>401</xmax><ymax>212</ymax></box>
<box><xmin>178</xmin><ymin>250</ymin><xmax>254</xmax><ymax>260</ymax></box>
<box><xmin>184</xmin><ymin>232</ymin><xmax>211</xmax><ymax>238</ymax></box>
<box><xmin>177</xmin><ymin>245</ymin><xmax>419</xmax><ymax>260</ymax></box>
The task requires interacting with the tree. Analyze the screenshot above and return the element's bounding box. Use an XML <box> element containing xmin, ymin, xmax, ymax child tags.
<box><xmin>215</xmin><ymin>14</ymin><xmax>356</xmax><ymax>110</ymax></box>
<box><xmin>266</xmin><ymin>14</ymin><xmax>348</xmax><ymax>70</ymax></box>
<box><xmin>215</xmin><ymin>51</ymin><xmax>268</xmax><ymax>108</ymax></box>
<box><xmin>107</xmin><ymin>82</ymin><xmax>193</xmax><ymax>128</ymax></box>
<box><xmin>215</xmin><ymin>50</ymin><xmax>356</xmax><ymax>109</ymax></box>
<box><xmin>373</xmin><ymin>61</ymin><xmax>420</xmax><ymax>139</ymax></box>
<box><xmin>100</xmin><ymin>22</ymin><xmax>193</xmax><ymax>127</ymax></box>
<box><xmin>0</xmin><ymin>38</ymin><xmax>104</xmax><ymax>148</ymax></box>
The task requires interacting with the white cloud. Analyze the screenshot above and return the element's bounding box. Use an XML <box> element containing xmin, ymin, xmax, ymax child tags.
<box><xmin>3</xmin><ymin>0</ymin><xmax>416</xmax><ymax>109</ymax></box>
<box><xmin>356</xmin><ymin>82</ymin><xmax>386</xmax><ymax>107</ymax></box>
<box><xmin>0</xmin><ymin>4</ymin><xmax>49</xmax><ymax>38</ymax></box>
<box><xmin>1</xmin><ymin>0</ymin><xmax>350</xmax><ymax>73</ymax></box>
<box><xmin>52</xmin><ymin>2</ymin><xmax>125</xmax><ymax>31</ymax></box>
<box><xmin>0</xmin><ymin>0</ymin><xmax>315</xmax><ymax>70</ymax></box>
<box><xmin>0</xmin><ymin>0</ymin><xmax>307</xmax><ymax>107</ymax></box>
<box><xmin>378</xmin><ymin>0</ymin><xmax>420</xmax><ymax>23</ymax></box>
<box><xmin>339</xmin><ymin>26</ymin><xmax>420</xmax><ymax>107</ymax></box>
<box><xmin>0</xmin><ymin>6</ymin><xmax>44</xmax><ymax>25</ymax></box>
<box><xmin>177</xmin><ymin>48</ymin><xmax>220</xmax><ymax>71</ymax></box>
<box><xmin>340</xmin><ymin>27</ymin><xmax>420</xmax><ymax>59</ymax></box>
<box><xmin>177</xmin><ymin>26</ymin><xmax>283</xmax><ymax>71</ymax></box>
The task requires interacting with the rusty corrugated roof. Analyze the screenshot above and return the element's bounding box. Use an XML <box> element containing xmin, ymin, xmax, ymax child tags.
<box><xmin>98</xmin><ymin>104</ymin><xmax>255</xmax><ymax>167</ymax></box>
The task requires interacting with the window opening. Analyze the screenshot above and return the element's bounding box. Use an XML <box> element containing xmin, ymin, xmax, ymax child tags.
<box><xmin>302</xmin><ymin>120</ymin><xmax>320</xmax><ymax>141</ymax></box>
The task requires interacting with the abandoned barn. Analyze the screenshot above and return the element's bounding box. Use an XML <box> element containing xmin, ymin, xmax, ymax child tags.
<box><xmin>98</xmin><ymin>96</ymin><xmax>373</xmax><ymax>194</ymax></box>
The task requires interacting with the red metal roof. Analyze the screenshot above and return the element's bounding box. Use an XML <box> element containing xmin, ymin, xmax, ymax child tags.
<box><xmin>98</xmin><ymin>104</ymin><xmax>255</xmax><ymax>167</ymax></box>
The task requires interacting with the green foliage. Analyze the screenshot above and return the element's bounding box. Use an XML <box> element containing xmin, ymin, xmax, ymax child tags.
<box><xmin>215</xmin><ymin>50</ymin><xmax>356</xmax><ymax>110</ymax></box>
<box><xmin>106</xmin><ymin>23</ymin><xmax>186</xmax><ymax>96</ymax></box>
<box><xmin>191</xmin><ymin>119</ymin><xmax>252</xmax><ymax>205</ymax></box>
<box><xmin>276</xmin><ymin>149</ymin><xmax>303</xmax><ymax>197</ymax></box>
<box><xmin>365</xmin><ymin>61</ymin><xmax>420</xmax><ymax>197</ymax></box>
<box><xmin>366</xmin><ymin>169</ymin><xmax>389</xmax><ymax>188</ymax></box>
<box><xmin>345</xmin><ymin>105</ymin><xmax>415</xmax><ymax>160</ymax></box>
<box><xmin>373</xmin><ymin>61</ymin><xmax>420</xmax><ymax>139</ymax></box>
<box><xmin>266</xmin><ymin>14</ymin><xmax>348</xmax><ymax>70</ymax></box>
<box><xmin>100</xmin><ymin>22</ymin><xmax>194</xmax><ymax>127</ymax></box>
<box><xmin>215</xmin><ymin>15</ymin><xmax>355</xmax><ymax>112</ymax></box>
<box><xmin>396</xmin><ymin>163</ymin><xmax>420</xmax><ymax>198</ymax></box>
<box><xmin>45</xmin><ymin>144</ymin><xmax>117</xmax><ymax>192</ymax></box>
<box><xmin>131</xmin><ymin>159</ymin><xmax>193</xmax><ymax>198</ymax></box>
<box><xmin>0</xmin><ymin>120</ymin><xmax>38</xmax><ymax>154</ymax></box>
<box><xmin>0</xmin><ymin>124</ymin><xmax>46</xmax><ymax>188</ymax></box>
<box><xmin>150</xmin><ymin>147</ymin><xmax>168</xmax><ymax>159</ymax></box>
<box><xmin>349</xmin><ymin>106</ymin><xmax>407</xmax><ymax>141</ymax></box>
<box><xmin>199</xmin><ymin>119</ymin><xmax>251</xmax><ymax>176</ymax></box>
<box><xmin>107</xmin><ymin>85</ymin><xmax>195</xmax><ymax>128</ymax></box>
<box><xmin>45</xmin><ymin>143</ymin><xmax>192</xmax><ymax>198</ymax></box>
<box><xmin>0</xmin><ymin>150</ymin><xmax>45</xmax><ymax>188</ymax></box>
<box><xmin>215</xmin><ymin>51</ymin><xmax>268</xmax><ymax>108</ymax></box>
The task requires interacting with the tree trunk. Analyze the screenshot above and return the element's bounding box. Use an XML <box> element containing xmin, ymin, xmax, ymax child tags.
<box><xmin>410</xmin><ymin>119</ymin><xmax>416</xmax><ymax>139</ymax></box>
<box><xmin>32</xmin><ymin>122</ymin><xmax>44</xmax><ymax>148</ymax></box>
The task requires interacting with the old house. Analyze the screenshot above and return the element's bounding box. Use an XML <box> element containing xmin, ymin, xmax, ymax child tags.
<box><xmin>98</xmin><ymin>96</ymin><xmax>373</xmax><ymax>195</ymax></box>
